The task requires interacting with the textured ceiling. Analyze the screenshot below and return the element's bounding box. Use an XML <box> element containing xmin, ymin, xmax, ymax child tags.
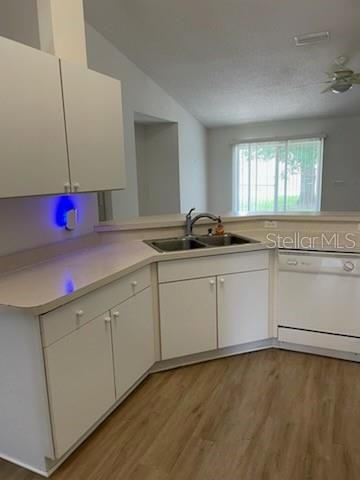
<box><xmin>84</xmin><ymin>0</ymin><xmax>360</xmax><ymax>127</ymax></box>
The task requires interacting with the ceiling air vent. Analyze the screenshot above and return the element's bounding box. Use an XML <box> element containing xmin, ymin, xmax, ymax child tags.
<box><xmin>294</xmin><ymin>31</ymin><xmax>330</xmax><ymax>46</ymax></box>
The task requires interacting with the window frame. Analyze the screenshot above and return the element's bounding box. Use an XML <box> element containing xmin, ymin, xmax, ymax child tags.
<box><xmin>232</xmin><ymin>135</ymin><xmax>324</xmax><ymax>215</ymax></box>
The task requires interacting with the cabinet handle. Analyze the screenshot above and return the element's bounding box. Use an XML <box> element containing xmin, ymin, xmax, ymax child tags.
<box><xmin>112</xmin><ymin>311</ymin><xmax>120</xmax><ymax>320</ymax></box>
<box><xmin>76</xmin><ymin>310</ymin><xmax>84</xmax><ymax>317</ymax></box>
<box><xmin>104</xmin><ymin>316</ymin><xmax>112</xmax><ymax>325</ymax></box>
<box><xmin>131</xmin><ymin>281</ymin><xmax>138</xmax><ymax>287</ymax></box>
<box><xmin>219</xmin><ymin>278</ymin><xmax>225</xmax><ymax>284</ymax></box>
<box><xmin>209</xmin><ymin>279</ymin><xmax>215</xmax><ymax>286</ymax></box>
<box><xmin>73</xmin><ymin>182</ymin><xmax>80</xmax><ymax>192</ymax></box>
<box><xmin>64</xmin><ymin>182</ymin><xmax>71</xmax><ymax>193</ymax></box>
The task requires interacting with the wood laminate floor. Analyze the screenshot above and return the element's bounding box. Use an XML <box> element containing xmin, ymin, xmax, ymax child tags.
<box><xmin>1</xmin><ymin>349</ymin><xmax>360</xmax><ymax>480</ymax></box>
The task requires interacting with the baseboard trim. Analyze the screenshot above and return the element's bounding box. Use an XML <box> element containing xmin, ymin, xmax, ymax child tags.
<box><xmin>0</xmin><ymin>452</ymin><xmax>49</xmax><ymax>477</ymax></box>
<box><xmin>151</xmin><ymin>337</ymin><xmax>360</xmax><ymax>372</ymax></box>
<box><xmin>150</xmin><ymin>338</ymin><xmax>276</xmax><ymax>372</ymax></box>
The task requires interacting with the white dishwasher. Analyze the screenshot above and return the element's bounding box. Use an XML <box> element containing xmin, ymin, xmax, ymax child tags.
<box><xmin>278</xmin><ymin>250</ymin><xmax>360</xmax><ymax>353</ymax></box>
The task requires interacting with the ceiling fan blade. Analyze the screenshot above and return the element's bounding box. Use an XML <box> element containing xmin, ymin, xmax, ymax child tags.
<box><xmin>321</xmin><ymin>85</ymin><xmax>333</xmax><ymax>94</ymax></box>
<box><xmin>351</xmin><ymin>73</ymin><xmax>360</xmax><ymax>83</ymax></box>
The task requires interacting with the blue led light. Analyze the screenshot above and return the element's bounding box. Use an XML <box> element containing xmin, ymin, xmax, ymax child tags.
<box><xmin>64</xmin><ymin>278</ymin><xmax>75</xmax><ymax>294</ymax></box>
<box><xmin>54</xmin><ymin>196</ymin><xmax>76</xmax><ymax>228</ymax></box>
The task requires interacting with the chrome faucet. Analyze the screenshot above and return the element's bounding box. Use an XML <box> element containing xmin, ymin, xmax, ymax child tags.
<box><xmin>185</xmin><ymin>208</ymin><xmax>221</xmax><ymax>236</ymax></box>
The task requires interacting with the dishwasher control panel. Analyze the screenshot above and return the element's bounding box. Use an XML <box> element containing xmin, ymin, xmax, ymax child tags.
<box><xmin>278</xmin><ymin>251</ymin><xmax>360</xmax><ymax>275</ymax></box>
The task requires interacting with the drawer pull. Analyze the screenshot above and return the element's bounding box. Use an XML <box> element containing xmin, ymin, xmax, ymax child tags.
<box><xmin>131</xmin><ymin>281</ymin><xmax>138</xmax><ymax>287</ymax></box>
<box><xmin>76</xmin><ymin>310</ymin><xmax>84</xmax><ymax>317</ymax></box>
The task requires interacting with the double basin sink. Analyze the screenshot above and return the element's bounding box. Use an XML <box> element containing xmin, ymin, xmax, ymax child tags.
<box><xmin>145</xmin><ymin>233</ymin><xmax>258</xmax><ymax>253</ymax></box>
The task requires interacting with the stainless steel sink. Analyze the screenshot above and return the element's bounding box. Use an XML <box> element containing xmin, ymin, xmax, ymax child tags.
<box><xmin>144</xmin><ymin>233</ymin><xmax>258</xmax><ymax>253</ymax></box>
<box><xmin>195</xmin><ymin>233</ymin><xmax>256</xmax><ymax>247</ymax></box>
<box><xmin>145</xmin><ymin>237</ymin><xmax>206</xmax><ymax>253</ymax></box>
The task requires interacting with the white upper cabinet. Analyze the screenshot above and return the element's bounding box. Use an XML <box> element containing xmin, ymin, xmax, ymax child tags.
<box><xmin>0</xmin><ymin>36</ymin><xmax>69</xmax><ymax>198</ymax></box>
<box><xmin>0</xmin><ymin>36</ymin><xmax>126</xmax><ymax>198</ymax></box>
<box><xmin>60</xmin><ymin>60</ymin><xmax>126</xmax><ymax>193</ymax></box>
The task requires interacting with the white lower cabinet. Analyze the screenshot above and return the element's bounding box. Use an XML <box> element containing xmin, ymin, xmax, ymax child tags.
<box><xmin>158</xmin><ymin>252</ymin><xmax>270</xmax><ymax>360</ymax></box>
<box><xmin>111</xmin><ymin>287</ymin><xmax>155</xmax><ymax>399</ymax></box>
<box><xmin>159</xmin><ymin>277</ymin><xmax>217</xmax><ymax>360</ymax></box>
<box><xmin>42</xmin><ymin>266</ymin><xmax>154</xmax><ymax>460</ymax></box>
<box><xmin>218</xmin><ymin>270</ymin><xmax>269</xmax><ymax>348</ymax></box>
<box><xmin>44</xmin><ymin>313</ymin><xmax>116</xmax><ymax>458</ymax></box>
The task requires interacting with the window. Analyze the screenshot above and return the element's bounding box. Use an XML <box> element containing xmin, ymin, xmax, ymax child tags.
<box><xmin>233</xmin><ymin>137</ymin><xmax>324</xmax><ymax>214</ymax></box>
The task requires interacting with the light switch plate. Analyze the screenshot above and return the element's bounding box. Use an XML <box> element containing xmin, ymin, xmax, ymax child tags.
<box><xmin>264</xmin><ymin>220</ymin><xmax>278</xmax><ymax>229</ymax></box>
<box><xmin>65</xmin><ymin>209</ymin><xmax>78</xmax><ymax>231</ymax></box>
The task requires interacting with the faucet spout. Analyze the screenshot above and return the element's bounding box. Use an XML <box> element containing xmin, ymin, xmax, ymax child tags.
<box><xmin>185</xmin><ymin>209</ymin><xmax>221</xmax><ymax>237</ymax></box>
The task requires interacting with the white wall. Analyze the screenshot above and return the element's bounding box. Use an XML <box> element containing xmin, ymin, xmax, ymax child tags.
<box><xmin>85</xmin><ymin>25</ymin><xmax>208</xmax><ymax>220</ymax></box>
<box><xmin>135</xmin><ymin>123</ymin><xmax>181</xmax><ymax>216</ymax></box>
<box><xmin>0</xmin><ymin>0</ymin><xmax>40</xmax><ymax>48</ymax></box>
<box><xmin>0</xmin><ymin>3</ymin><xmax>98</xmax><ymax>257</ymax></box>
<box><xmin>208</xmin><ymin>116</ymin><xmax>360</xmax><ymax>213</ymax></box>
<box><xmin>0</xmin><ymin>195</ymin><xmax>98</xmax><ymax>257</ymax></box>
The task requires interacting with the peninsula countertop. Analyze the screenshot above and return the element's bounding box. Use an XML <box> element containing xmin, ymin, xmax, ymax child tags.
<box><xmin>0</xmin><ymin>238</ymin><xmax>267</xmax><ymax>314</ymax></box>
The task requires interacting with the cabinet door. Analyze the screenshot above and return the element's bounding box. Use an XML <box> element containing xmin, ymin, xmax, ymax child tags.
<box><xmin>60</xmin><ymin>60</ymin><xmax>126</xmax><ymax>192</ymax></box>
<box><xmin>159</xmin><ymin>277</ymin><xmax>217</xmax><ymax>360</ymax></box>
<box><xmin>44</xmin><ymin>313</ymin><xmax>115</xmax><ymax>458</ymax></box>
<box><xmin>0</xmin><ymin>37</ymin><xmax>70</xmax><ymax>198</ymax></box>
<box><xmin>218</xmin><ymin>270</ymin><xmax>269</xmax><ymax>348</ymax></box>
<box><xmin>111</xmin><ymin>287</ymin><xmax>155</xmax><ymax>399</ymax></box>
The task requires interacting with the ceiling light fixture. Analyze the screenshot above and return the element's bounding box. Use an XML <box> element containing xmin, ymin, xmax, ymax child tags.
<box><xmin>294</xmin><ymin>31</ymin><xmax>330</xmax><ymax>46</ymax></box>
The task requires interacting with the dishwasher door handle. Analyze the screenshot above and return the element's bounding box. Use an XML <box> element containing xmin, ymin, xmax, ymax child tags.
<box><xmin>287</xmin><ymin>260</ymin><xmax>298</xmax><ymax>266</ymax></box>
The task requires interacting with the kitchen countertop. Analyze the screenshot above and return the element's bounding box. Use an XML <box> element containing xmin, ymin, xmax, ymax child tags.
<box><xmin>0</xmin><ymin>238</ymin><xmax>267</xmax><ymax>314</ymax></box>
<box><xmin>2</xmin><ymin>223</ymin><xmax>360</xmax><ymax>314</ymax></box>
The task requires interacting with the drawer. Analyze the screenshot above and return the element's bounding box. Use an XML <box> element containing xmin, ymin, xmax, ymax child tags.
<box><xmin>41</xmin><ymin>266</ymin><xmax>151</xmax><ymax>347</ymax></box>
<box><xmin>158</xmin><ymin>251</ymin><xmax>269</xmax><ymax>283</ymax></box>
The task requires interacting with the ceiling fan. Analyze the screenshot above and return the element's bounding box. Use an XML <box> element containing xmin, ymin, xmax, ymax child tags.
<box><xmin>321</xmin><ymin>56</ymin><xmax>360</xmax><ymax>94</ymax></box>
